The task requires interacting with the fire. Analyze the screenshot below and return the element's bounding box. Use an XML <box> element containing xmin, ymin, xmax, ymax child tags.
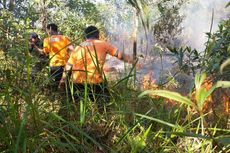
<box><xmin>200</xmin><ymin>78</ymin><xmax>213</xmax><ymax>111</ymax></box>
<box><xmin>195</xmin><ymin>78</ymin><xmax>230</xmax><ymax>114</ymax></box>
<box><xmin>140</xmin><ymin>71</ymin><xmax>178</xmax><ymax>105</ymax></box>
<box><xmin>140</xmin><ymin>74</ymin><xmax>230</xmax><ymax>112</ymax></box>
<box><xmin>223</xmin><ymin>95</ymin><xmax>230</xmax><ymax>113</ymax></box>
<box><xmin>212</xmin><ymin>85</ymin><xmax>230</xmax><ymax>114</ymax></box>
<box><xmin>141</xmin><ymin>71</ymin><xmax>158</xmax><ymax>90</ymax></box>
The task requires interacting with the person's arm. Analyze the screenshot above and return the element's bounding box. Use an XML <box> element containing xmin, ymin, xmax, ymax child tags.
<box><xmin>58</xmin><ymin>63</ymin><xmax>72</xmax><ymax>88</ymax></box>
<box><xmin>106</xmin><ymin>42</ymin><xmax>140</xmax><ymax>69</ymax></box>
<box><xmin>29</xmin><ymin>41</ymin><xmax>34</xmax><ymax>53</ymax></box>
<box><xmin>106</xmin><ymin>42</ymin><xmax>136</xmax><ymax>64</ymax></box>
<box><xmin>67</xmin><ymin>44</ymin><xmax>75</xmax><ymax>55</ymax></box>
<box><xmin>65</xmin><ymin>36</ymin><xmax>75</xmax><ymax>55</ymax></box>
<box><xmin>58</xmin><ymin>46</ymin><xmax>76</xmax><ymax>88</ymax></box>
<box><xmin>33</xmin><ymin>44</ymin><xmax>45</xmax><ymax>55</ymax></box>
<box><xmin>116</xmin><ymin>51</ymin><xmax>141</xmax><ymax>69</ymax></box>
<box><xmin>115</xmin><ymin>51</ymin><xmax>135</xmax><ymax>64</ymax></box>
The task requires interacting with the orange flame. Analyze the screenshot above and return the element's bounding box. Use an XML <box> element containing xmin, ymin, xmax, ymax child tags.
<box><xmin>141</xmin><ymin>71</ymin><xmax>158</xmax><ymax>90</ymax></box>
<box><xmin>141</xmin><ymin>72</ymin><xmax>178</xmax><ymax>105</ymax></box>
<box><xmin>197</xmin><ymin>78</ymin><xmax>230</xmax><ymax>114</ymax></box>
<box><xmin>201</xmin><ymin>78</ymin><xmax>213</xmax><ymax>111</ymax></box>
<box><xmin>140</xmin><ymin>73</ymin><xmax>229</xmax><ymax>112</ymax></box>
<box><xmin>223</xmin><ymin>95</ymin><xmax>229</xmax><ymax>113</ymax></box>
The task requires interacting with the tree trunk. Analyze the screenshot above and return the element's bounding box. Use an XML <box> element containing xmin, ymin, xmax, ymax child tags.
<box><xmin>133</xmin><ymin>11</ymin><xmax>138</xmax><ymax>62</ymax></box>
<box><xmin>132</xmin><ymin>9</ymin><xmax>138</xmax><ymax>86</ymax></box>
<box><xmin>39</xmin><ymin>0</ymin><xmax>47</xmax><ymax>30</ymax></box>
<box><xmin>2</xmin><ymin>0</ymin><xmax>7</xmax><ymax>9</ymax></box>
<box><xmin>9</xmin><ymin>0</ymin><xmax>15</xmax><ymax>11</ymax></box>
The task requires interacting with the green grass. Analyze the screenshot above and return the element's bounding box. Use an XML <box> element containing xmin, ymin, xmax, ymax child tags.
<box><xmin>0</xmin><ymin>48</ymin><xmax>230</xmax><ymax>153</ymax></box>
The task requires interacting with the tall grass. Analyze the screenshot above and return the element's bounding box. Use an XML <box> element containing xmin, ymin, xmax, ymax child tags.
<box><xmin>1</xmin><ymin>31</ymin><xmax>230</xmax><ymax>153</ymax></box>
<box><xmin>1</xmin><ymin>46</ymin><xmax>230</xmax><ymax>152</ymax></box>
<box><xmin>139</xmin><ymin>72</ymin><xmax>230</xmax><ymax>152</ymax></box>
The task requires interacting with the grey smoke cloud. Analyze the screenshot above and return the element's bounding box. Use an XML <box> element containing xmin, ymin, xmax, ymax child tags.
<box><xmin>180</xmin><ymin>0</ymin><xmax>230</xmax><ymax>51</ymax></box>
<box><xmin>100</xmin><ymin>0</ymin><xmax>229</xmax><ymax>85</ymax></box>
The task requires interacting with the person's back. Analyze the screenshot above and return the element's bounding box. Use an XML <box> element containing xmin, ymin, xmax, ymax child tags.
<box><xmin>43</xmin><ymin>35</ymin><xmax>71</xmax><ymax>67</ymax></box>
<box><xmin>69</xmin><ymin>39</ymin><xmax>118</xmax><ymax>84</ymax></box>
<box><xmin>43</xmin><ymin>23</ymin><xmax>75</xmax><ymax>88</ymax></box>
<box><xmin>59</xmin><ymin>26</ymin><xmax>135</xmax><ymax>112</ymax></box>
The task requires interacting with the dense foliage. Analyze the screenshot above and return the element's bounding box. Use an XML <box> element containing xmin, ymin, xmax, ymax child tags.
<box><xmin>154</xmin><ymin>0</ymin><xmax>187</xmax><ymax>48</ymax></box>
<box><xmin>0</xmin><ymin>0</ymin><xmax>229</xmax><ymax>152</ymax></box>
<box><xmin>205</xmin><ymin>18</ymin><xmax>230</xmax><ymax>76</ymax></box>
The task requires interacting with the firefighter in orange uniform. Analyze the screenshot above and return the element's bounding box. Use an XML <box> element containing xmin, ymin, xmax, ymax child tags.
<box><xmin>59</xmin><ymin>26</ymin><xmax>136</xmax><ymax>110</ymax></box>
<box><xmin>42</xmin><ymin>23</ymin><xmax>75</xmax><ymax>88</ymax></box>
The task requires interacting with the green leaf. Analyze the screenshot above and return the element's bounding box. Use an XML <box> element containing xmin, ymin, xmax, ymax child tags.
<box><xmin>196</xmin><ymin>80</ymin><xmax>230</xmax><ymax>111</ymax></box>
<box><xmin>226</xmin><ymin>2</ymin><xmax>230</xmax><ymax>8</ymax></box>
<box><xmin>220</xmin><ymin>58</ymin><xmax>230</xmax><ymax>74</ymax></box>
<box><xmin>80</xmin><ymin>100</ymin><xmax>85</xmax><ymax>125</ymax></box>
<box><xmin>195</xmin><ymin>73</ymin><xmax>206</xmax><ymax>89</ymax></box>
<box><xmin>139</xmin><ymin>90</ymin><xmax>193</xmax><ymax>106</ymax></box>
<box><xmin>14</xmin><ymin>110</ymin><xmax>28</xmax><ymax>153</ymax></box>
<box><xmin>195</xmin><ymin>73</ymin><xmax>200</xmax><ymax>88</ymax></box>
<box><xmin>52</xmin><ymin>113</ymin><xmax>66</xmax><ymax>122</ymax></box>
<box><xmin>215</xmin><ymin>137</ymin><xmax>230</xmax><ymax>145</ymax></box>
<box><xmin>216</xmin><ymin>81</ymin><xmax>230</xmax><ymax>88</ymax></box>
<box><xmin>141</xmin><ymin>124</ymin><xmax>152</xmax><ymax>141</ymax></box>
<box><xmin>135</xmin><ymin>113</ymin><xmax>182</xmax><ymax>129</ymax></box>
<box><xmin>200</xmin><ymin>73</ymin><xmax>207</xmax><ymax>87</ymax></box>
<box><xmin>203</xmin><ymin>85</ymin><xmax>217</xmax><ymax>102</ymax></box>
<box><xmin>165</xmin><ymin>131</ymin><xmax>211</xmax><ymax>140</ymax></box>
<box><xmin>197</xmin><ymin>88</ymin><xmax>207</xmax><ymax>110</ymax></box>
<box><xmin>228</xmin><ymin>44</ymin><xmax>230</xmax><ymax>52</ymax></box>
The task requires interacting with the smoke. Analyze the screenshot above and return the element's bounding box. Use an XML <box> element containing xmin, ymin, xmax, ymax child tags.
<box><xmin>100</xmin><ymin>0</ymin><xmax>230</xmax><ymax>52</ymax></box>
<box><xmin>180</xmin><ymin>0</ymin><xmax>230</xmax><ymax>51</ymax></box>
<box><xmin>99</xmin><ymin>0</ymin><xmax>229</xmax><ymax>87</ymax></box>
